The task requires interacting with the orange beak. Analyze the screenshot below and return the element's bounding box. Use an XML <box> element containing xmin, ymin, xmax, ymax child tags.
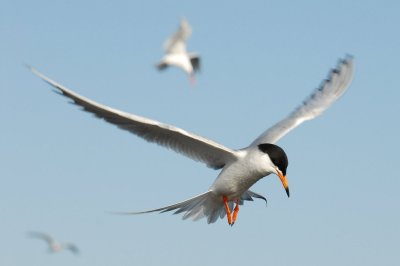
<box><xmin>277</xmin><ymin>170</ymin><xmax>290</xmax><ymax>197</ymax></box>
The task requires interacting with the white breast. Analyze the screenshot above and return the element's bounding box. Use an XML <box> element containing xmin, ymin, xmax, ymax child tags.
<box><xmin>209</xmin><ymin>147</ymin><xmax>275</xmax><ymax>199</ymax></box>
<box><xmin>163</xmin><ymin>53</ymin><xmax>193</xmax><ymax>74</ymax></box>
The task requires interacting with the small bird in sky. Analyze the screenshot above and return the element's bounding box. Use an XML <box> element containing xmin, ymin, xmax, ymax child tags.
<box><xmin>29</xmin><ymin>56</ymin><xmax>353</xmax><ymax>225</ymax></box>
<box><xmin>27</xmin><ymin>231</ymin><xmax>79</xmax><ymax>255</ymax></box>
<box><xmin>156</xmin><ymin>18</ymin><xmax>200</xmax><ymax>83</ymax></box>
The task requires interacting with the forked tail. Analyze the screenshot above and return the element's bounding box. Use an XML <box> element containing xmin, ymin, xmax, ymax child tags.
<box><xmin>113</xmin><ymin>190</ymin><xmax>267</xmax><ymax>224</ymax></box>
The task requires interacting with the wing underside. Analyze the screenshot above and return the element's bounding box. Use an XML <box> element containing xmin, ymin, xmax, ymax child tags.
<box><xmin>30</xmin><ymin>67</ymin><xmax>237</xmax><ymax>169</ymax></box>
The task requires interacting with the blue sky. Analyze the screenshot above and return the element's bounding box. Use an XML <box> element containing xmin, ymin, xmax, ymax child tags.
<box><xmin>1</xmin><ymin>0</ymin><xmax>399</xmax><ymax>265</ymax></box>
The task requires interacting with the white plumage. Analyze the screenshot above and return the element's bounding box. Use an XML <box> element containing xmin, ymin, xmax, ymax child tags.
<box><xmin>27</xmin><ymin>231</ymin><xmax>79</xmax><ymax>255</ymax></box>
<box><xmin>156</xmin><ymin>18</ymin><xmax>200</xmax><ymax>82</ymax></box>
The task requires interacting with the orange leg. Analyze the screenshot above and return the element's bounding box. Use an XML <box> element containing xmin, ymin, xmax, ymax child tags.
<box><xmin>232</xmin><ymin>199</ymin><xmax>240</xmax><ymax>225</ymax></box>
<box><xmin>223</xmin><ymin>196</ymin><xmax>233</xmax><ymax>225</ymax></box>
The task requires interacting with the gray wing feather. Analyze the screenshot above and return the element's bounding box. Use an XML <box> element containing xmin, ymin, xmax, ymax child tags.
<box><xmin>240</xmin><ymin>190</ymin><xmax>267</xmax><ymax>206</ymax></box>
<box><xmin>251</xmin><ymin>56</ymin><xmax>354</xmax><ymax>145</ymax></box>
<box><xmin>29</xmin><ymin>67</ymin><xmax>237</xmax><ymax>169</ymax></box>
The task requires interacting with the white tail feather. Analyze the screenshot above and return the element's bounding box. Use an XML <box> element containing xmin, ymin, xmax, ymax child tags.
<box><xmin>113</xmin><ymin>190</ymin><xmax>267</xmax><ymax>224</ymax></box>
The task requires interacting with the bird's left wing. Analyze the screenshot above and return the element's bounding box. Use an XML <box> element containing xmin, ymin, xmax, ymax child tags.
<box><xmin>29</xmin><ymin>67</ymin><xmax>237</xmax><ymax>169</ymax></box>
<box><xmin>163</xmin><ymin>18</ymin><xmax>192</xmax><ymax>54</ymax></box>
<box><xmin>251</xmin><ymin>56</ymin><xmax>354</xmax><ymax>146</ymax></box>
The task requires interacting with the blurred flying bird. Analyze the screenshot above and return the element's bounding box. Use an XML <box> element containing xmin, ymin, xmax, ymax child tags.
<box><xmin>29</xmin><ymin>56</ymin><xmax>353</xmax><ymax>225</ymax></box>
<box><xmin>27</xmin><ymin>231</ymin><xmax>79</xmax><ymax>255</ymax></box>
<box><xmin>156</xmin><ymin>18</ymin><xmax>200</xmax><ymax>83</ymax></box>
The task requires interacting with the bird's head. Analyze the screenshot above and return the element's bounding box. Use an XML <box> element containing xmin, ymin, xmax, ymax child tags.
<box><xmin>258</xmin><ymin>143</ymin><xmax>290</xmax><ymax>197</ymax></box>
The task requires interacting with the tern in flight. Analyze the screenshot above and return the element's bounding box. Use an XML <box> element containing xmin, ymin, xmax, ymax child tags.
<box><xmin>156</xmin><ymin>18</ymin><xmax>200</xmax><ymax>83</ymax></box>
<box><xmin>27</xmin><ymin>231</ymin><xmax>79</xmax><ymax>255</ymax></box>
<box><xmin>29</xmin><ymin>56</ymin><xmax>353</xmax><ymax>225</ymax></box>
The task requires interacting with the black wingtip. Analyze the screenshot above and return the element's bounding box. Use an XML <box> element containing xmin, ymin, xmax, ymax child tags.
<box><xmin>327</xmin><ymin>55</ymin><xmax>355</xmax><ymax>81</ymax></box>
<box><xmin>341</xmin><ymin>54</ymin><xmax>354</xmax><ymax>65</ymax></box>
<box><xmin>24</xmin><ymin>63</ymin><xmax>33</xmax><ymax>71</ymax></box>
<box><xmin>156</xmin><ymin>62</ymin><xmax>168</xmax><ymax>71</ymax></box>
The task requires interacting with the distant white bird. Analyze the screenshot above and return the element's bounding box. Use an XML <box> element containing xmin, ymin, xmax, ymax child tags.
<box><xmin>27</xmin><ymin>231</ymin><xmax>79</xmax><ymax>255</ymax></box>
<box><xmin>29</xmin><ymin>56</ymin><xmax>353</xmax><ymax>225</ymax></box>
<box><xmin>156</xmin><ymin>18</ymin><xmax>200</xmax><ymax>83</ymax></box>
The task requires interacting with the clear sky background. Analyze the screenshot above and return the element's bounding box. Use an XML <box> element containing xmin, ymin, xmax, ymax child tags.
<box><xmin>1</xmin><ymin>0</ymin><xmax>399</xmax><ymax>265</ymax></box>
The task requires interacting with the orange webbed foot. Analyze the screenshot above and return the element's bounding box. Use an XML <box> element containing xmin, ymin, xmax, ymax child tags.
<box><xmin>223</xmin><ymin>196</ymin><xmax>233</xmax><ymax>225</ymax></box>
<box><xmin>223</xmin><ymin>197</ymin><xmax>240</xmax><ymax>226</ymax></box>
<box><xmin>231</xmin><ymin>199</ymin><xmax>240</xmax><ymax>226</ymax></box>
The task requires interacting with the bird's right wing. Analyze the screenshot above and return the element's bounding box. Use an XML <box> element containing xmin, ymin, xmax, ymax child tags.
<box><xmin>30</xmin><ymin>67</ymin><xmax>237</xmax><ymax>169</ymax></box>
<box><xmin>163</xmin><ymin>18</ymin><xmax>192</xmax><ymax>54</ymax></box>
<box><xmin>251</xmin><ymin>56</ymin><xmax>354</xmax><ymax>146</ymax></box>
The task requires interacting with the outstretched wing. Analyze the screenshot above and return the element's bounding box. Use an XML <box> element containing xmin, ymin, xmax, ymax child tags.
<box><xmin>29</xmin><ymin>67</ymin><xmax>237</xmax><ymax>169</ymax></box>
<box><xmin>251</xmin><ymin>56</ymin><xmax>354</xmax><ymax>146</ymax></box>
<box><xmin>163</xmin><ymin>18</ymin><xmax>192</xmax><ymax>54</ymax></box>
<box><xmin>27</xmin><ymin>231</ymin><xmax>54</xmax><ymax>245</ymax></box>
